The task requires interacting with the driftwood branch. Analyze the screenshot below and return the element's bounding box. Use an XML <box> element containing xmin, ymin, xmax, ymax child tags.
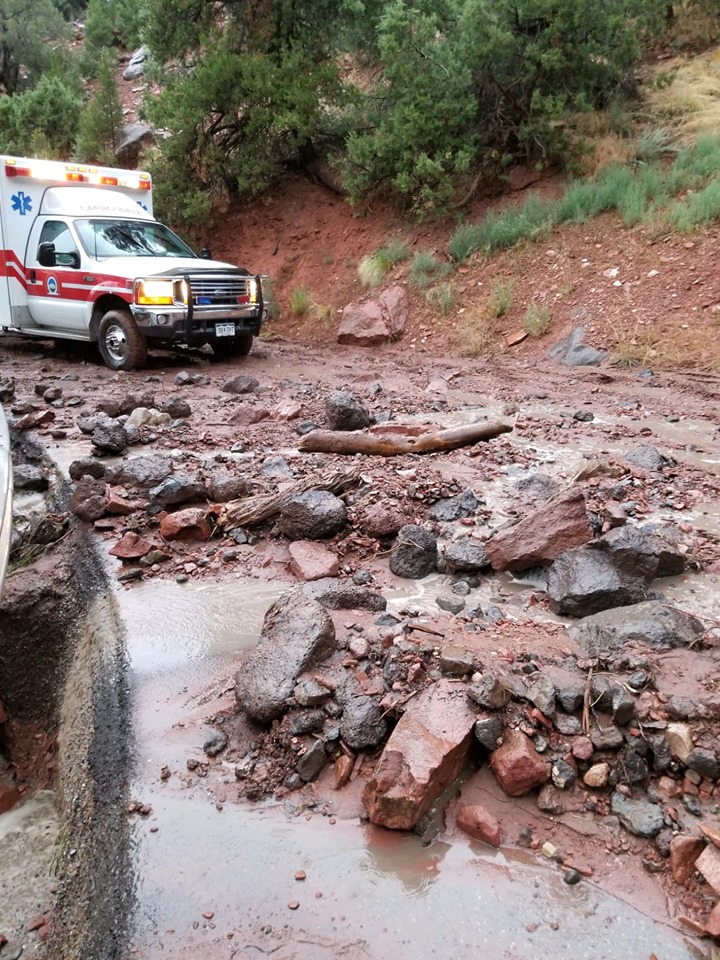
<box><xmin>298</xmin><ymin>421</ymin><xmax>512</xmax><ymax>457</ymax></box>
<box><xmin>220</xmin><ymin>467</ymin><xmax>360</xmax><ymax>529</ymax></box>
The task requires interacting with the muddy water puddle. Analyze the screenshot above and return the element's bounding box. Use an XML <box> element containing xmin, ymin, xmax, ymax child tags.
<box><xmin>116</xmin><ymin>578</ymin><xmax>696</xmax><ymax>960</ymax></box>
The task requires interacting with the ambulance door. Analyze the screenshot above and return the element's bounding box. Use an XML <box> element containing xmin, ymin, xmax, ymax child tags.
<box><xmin>26</xmin><ymin>218</ymin><xmax>88</xmax><ymax>332</ymax></box>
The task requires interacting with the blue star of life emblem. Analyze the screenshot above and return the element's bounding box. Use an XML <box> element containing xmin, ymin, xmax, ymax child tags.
<box><xmin>11</xmin><ymin>191</ymin><xmax>32</xmax><ymax>216</ymax></box>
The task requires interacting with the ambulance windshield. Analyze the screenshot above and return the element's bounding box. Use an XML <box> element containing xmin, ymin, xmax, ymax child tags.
<box><xmin>75</xmin><ymin>219</ymin><xmax>196</xmax><ymax>260</ymax></box>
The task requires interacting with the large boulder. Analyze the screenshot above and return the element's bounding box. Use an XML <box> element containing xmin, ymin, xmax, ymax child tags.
<box><xmin>547</xmin><ymin>546</ymin><xmax>647</xmax><ymax>617</ymax></box>
<box><xmin>363</xmin><ymin>680</ymin><xmax>476</xmax><ymax>830</ymax></box>
<box><xmin>234</xmin><ymin>591</ymin><xmax>336</xmax><ymax>723</ymax></box>
<box><xmin>598</xmin><ymin>524</ymin><xmax>685</xmax><ymax>579</ymax></box>
<box><xmin>568</xmin><ymin>601</ymin><xmax>705</xmax><ymax>653</ymax></box>
<box><xmin>278</xmin><ymin>491</ymin><xmax>347</xmax><ymax>540</ymax></box>
<box><xmin>337</xmin><ymin>285</ymin><xmax>407</xmax><ymax>346</ymax></box>
<box><xmin>443</xmin><ymin>538</ymin><xmax>491</xmax><ymax>573</ymax></box>
<box><xmin>105</xmin><ymin>454</ymin><xmax>173</xmax><ymax>488</ymax></box>
<box><xmin>548</xmin><ymin>326</ymin><xmax>608</xmax><ymax>366</ymax></box>
<box><xmin>303</xmin><ymin>578</ymin><xmax>386</xmax><ymax>611</ymax></box>
<box><xmin>485</xmin><ymin>488</ymin><xmax>592</xmax><ymax>573</ymax></box>
<box><xmin>429</xmin><ymin>490</ymin><xmax>481</xmax><ymax>522</ymax></box>
<box><xmin>339</xmin><ymin>694</ymin><xmax>387</xmax><ymax>750</ymax></box>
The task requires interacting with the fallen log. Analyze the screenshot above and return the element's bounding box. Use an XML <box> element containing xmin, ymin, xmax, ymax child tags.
<box><xmin>220</xmin><ymin>467</ymin><xmax>360</xmax><ymax>529</ymax></box>
<box><xmin>298</xmin><ymin>421</ymin><xmax>512</xmax><ymax>457</ymax></box>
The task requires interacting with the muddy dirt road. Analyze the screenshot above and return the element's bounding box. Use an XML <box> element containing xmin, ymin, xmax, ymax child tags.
<box><xmin>1</xmin><ymin>332</ymin><xmax>720</xmax><ymax>959</ymax></box>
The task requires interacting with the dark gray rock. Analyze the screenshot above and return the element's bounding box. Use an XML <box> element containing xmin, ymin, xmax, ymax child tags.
<box><xmin>149</xmin><ymin>475</ymin><xmax>205</xmax><ymax>509</ymax></box>
<box><xmin>296</xmin><ymin>740</ymin><xmax>328</xmax><ymax>783</ymax></box>
<box><xmin>687</xmin><ymin>748</ymin><xmax>719</xmax><ymax>780</ymax></box>
<box><xmin>611</xmin><ymin>791</ymin><xmax>665</xmax><ymax>838</ymax></box>
<box><xmin>389</xmin><ymin>524</ymin><xmax>437</xmax><ymax>578</ymax></box>
<box><xmin>205</xmin><ymin>470</ymin><xmax>249</xmax><ymax>503</ymax></box>
<box><xmin>555</xmin><ymin>714</ymin><xmax>582</xmax><ymax>736</ymax></box>
<box><xmin>160</xmin><ymin>396</ymin><xmax>192</xmax><ymax>419</ymax></box>
<box><xmin>443</xmin><ymin>538</ymin><xmax>491</xmax><ymax>573</ymax></box>
<box><xmin>524</xmin><ymin>674</ymin><xmax>556</xmax><ymax>717</ymax></box>
<box><xmin>549</xmin><ymin>326</ymin><xmax>608</xmax><ymax>367</ymax></box>
<box><xmin>623</xmin><ymin>445</ymin><xmax>669</xmax><ymax>472</ymax></box>
<box><xmin>590</xmin><ymin>726</ymin><xmax>624</xmax><ymax>751</ymax></box>
<box><xmin>92</xmin><ymin>419</ymin><xmax>128</xmax><ymax>454</ymax></box>
<box><xmin>294</xmin><ymin>679</ymin><xmax>330</xmax><ymax>708</ymax></box>
<box><xmin>278</xmin><ymin>490</ymin><xmax>347</xmax><ymax>540</ymax></box>
<box><xmin>303</xmin><ymin>578</ymin><xmax>386</xmax><ymax>611</ymax></box>
<box><xmin>69</xmin><ymin>457</ymin><xmax>106</xmax><ymax>482</ymax></box>
<box><xmin>235</xmin><ymin>591</ymin><xmax>336</xmax><ymax>722</ymax></box>
<box><xmin>619</xmin><ymin>747</ymin><xmax>648</xmax><ymax>784</ymax></box>
<box><xmin>120</xmin><ymin>390</ymin><xmax>155</xmax><ymax>415</ymax></box>
<box><xmin>474</xmin><ymin>714</ymin><xmax>504</xmax><ymax>751</ymax></box>
<box><xmin>467</xmin><ymin>674</ymin><xmax>511</xmax><ymax>710</ymax></box>
<box><xmin>547</xmin><ymin>547</ymin><xmax>647</xmax><ymax>617</ymax></box>
<box><xmin>261</xmin><ymin>455</ymin><xmax>294</xmax><ymax>479</ymax></box>
<box><xmin>222</xmin><ymin>374</ymin><xmax>259</xmax><ymax>394</ymax></box>
<box><xmin>436</xmin><ymin>595</ymin><xmax>465</xmax><ymax>615</ymax></box>
<box><xmin>203</xmin><ymin>731</ymin><xmax>228</xmax><ymax>757</ymax></box>
<box><xmin>555</xmin><ymin>679</ymin><xmax>585</xmax><ymax>714</ymax></box>
<box><xmin>599</xmin><ymin>525</ymin><xmax>685</xmax><ymax>579</ymax></box>
<box><xmin>552</xmin><ymin>759</ymin><xmax>577</xmax><ymax>790</ymax></box>
<box><xmin>289</xmin><ymin>710</ymin><xmax>325</xmax><ymax>736</ymax></box>
<box><xmin>429</xmin><ymin>489</ymin><xmax>481</xmax><ymax>522</ymax></box>
<box><xmin>105</xmin><ymin>454</ymin><xmax>173</xmax><ymax>488</ymax></box>
<box><xmin>325</xmin><ymin>390</ymin><xmax>371</xmax><ymax>431</ymax></box>
<box><xmin>116</xmin><ymin>122</ymin><xmax>155</xmax><ymax>167</ymax></box>
<box><xmin>339</xmin><ymin>694</ymin><xmax>387</xmax><ymax>749</ymax></box>
<box><xmin>612</xmin><ymin>686</ymin><xmax>637</xmax><ymax>726</ymax></box>
<box><xmin>439</xmin><ymin>646</ymin><xmax>473</xmax><ymax>677</ymax></box>
<box><xmin>568</xmin><ymin>601</ymin><xmax>705</xmax><ymax>653</ymax></box>
<box><xmin>13</xmin><ymin>464</ymin><xmax>49</xmax><ymax>491</ymax></box>
<box><xmin>573</xmin><ymin>409</ymin><xmax>594</xmax><ymax>422</ymax></box>
<box><xmin>513</xmin><ymin>472</ymin><xmax>560</xmax><ymax>503</ymax></box>
<box><xmin>0</xmin><ymin>378</ymin><xmax>15</xmax><ymax>402</ymax></box>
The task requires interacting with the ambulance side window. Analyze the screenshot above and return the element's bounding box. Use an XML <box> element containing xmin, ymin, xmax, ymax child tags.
<box><xmin>39</xmin><ymin>221</ymin><xmax>80</xmax><ymax>267</ymax></box>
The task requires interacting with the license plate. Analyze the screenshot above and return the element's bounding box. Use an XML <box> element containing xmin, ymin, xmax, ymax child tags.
<box><xmin>215</xmin><ymin>323</ymin><xmax>236</xmax><ymax>337</ymax></box>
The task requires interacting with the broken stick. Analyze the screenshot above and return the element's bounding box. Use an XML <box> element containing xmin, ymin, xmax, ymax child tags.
<box><xmin>298</xmin><ymin>421</ymin><xmax>512</xmax><ymax>456</ymax></box>
<box><xmin>220</xmin><ymin>466</ymin><xmax>360</xmax><ymax>529</ymax></box>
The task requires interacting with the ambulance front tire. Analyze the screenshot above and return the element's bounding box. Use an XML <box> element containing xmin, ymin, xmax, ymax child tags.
<box><xmin>98</xmin><ymin>310</ymin><xmax>148</xmax><ymax>371</ymax></box>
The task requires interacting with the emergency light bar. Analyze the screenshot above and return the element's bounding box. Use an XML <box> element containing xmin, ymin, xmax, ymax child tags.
<box><xmin>3</xmin><ymin>158</ymin><xmax>152</xmax><ymax>190</ymax></box>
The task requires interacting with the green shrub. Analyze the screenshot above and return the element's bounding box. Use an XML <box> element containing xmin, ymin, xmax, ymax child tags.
<box><xmin>408</xmin><ymin>251</ymin><xmax>450</xmax><ymax>290</ymax></box>
<box><xmin>0</xmin><ymin>73</ymin><xmax>83</xmax><ymax>157</ymax></box>
<box><xmin>426</xmin><ymin>283</ymin><xmax>455</xmax><ymax>315</ymax></box>
<box><xmin>358</xmin><ymin>239</ymin><xmax>410</xmax><ymax>288</ymax></box>
<box><xmin>290</xmin><ymin>287</ymin><xmax>311</xmax><ymax>315</ymax></box>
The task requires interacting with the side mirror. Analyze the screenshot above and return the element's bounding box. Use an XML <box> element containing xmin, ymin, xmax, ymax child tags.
<box><xmin>38</xmin><ymin>242</ymin><xmax>56</xmax><ymax>267</ymax></box>
<box><xmin>201</xmin><ymin>247</ymin><xmax>212</xmax><ymax>260</ymax></box>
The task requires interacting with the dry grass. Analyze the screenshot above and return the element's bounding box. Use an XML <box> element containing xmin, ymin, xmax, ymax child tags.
<box><xmin>644</xmin><ymin>49</ymin><xmax>720</xmax><ymax>141</ymax></box>
<box><xmin>451</xmin><ymin>306</ymin><xmax>504</xmax><ymax>357</ymax></box>
<box><xmin>667</xmin><ymin>1</ymin><xmax>720</xmax><ymax>49</ymax></box>
<box><xmin>581</xmin><ymin>134</ymin><xmax>633</xmax><ymax>177</ymax></box>
<box><xmin>292</xmin><ymin>299</ymin><xmax>336</xmax><ymax>339</ymax></box>
<box><xmin>612</xmin><ymin>321</ymin><xmax>720</xmax><ymax>371</ymax></box>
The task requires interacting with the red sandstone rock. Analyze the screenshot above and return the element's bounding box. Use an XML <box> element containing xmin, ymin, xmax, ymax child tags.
<box><xmin>705</xmin><ymin>902</ymin><xmax>720</xmax><ymax>937</ymax></box>
<box><xmin>700</xmin><ymin>824</ymin><xmax>720</xmax><ymax>850</ymax></box>
<box><xmin>485</xmin><ymin>488</ymin><xmax>592</xmax><ymax>572</ymax></box>
<box><xmin>288</xmin><ymin>541</ymin><xmax>340</xmax><ymax>581</ymax></box>
<box><xmin>228</xmin><ymin>406</ymin><xmax>270</xmax><ymax>425</ymax></box>
<box><xmin>670</xmin><ymin>835</ymin><xmax>706</xmax><ymax>885</ymax></box>
<box><xmin>457</xmin><ymin>804</ymin><xmax>501</xmax><ymax>847</ymax></box>
<box><xmin>337</xmin><ymin>286</ymin><xmax>407</xmax><ymax>347</ymax></box>
<box><xmin>333</xmin><ymin>755</ymin><xmax>353</xmax><ymax>790</ymax></box>
<box><xmin>105</xmin><ymin>486</ymin><xmax>142</xmax><ymax>516</ymax></box>
<box><xmin>363</xmin><ymin>680</ymin><xmax>476</xmax><ymax>830</ymax></box>
<box><xmin>108</xmin><ymin>532</ymin><xmax>153</xmax><ymax>560</ymax></box>
<box><xmin>696</xmin><ymin>844</ymin><xmax>720</xmax><ymax>894</ymax></box>
<box><xmin>270</xmin><ymin>399</ymin><xmax>303</xmax><ymax>421</ymax></box>
<box><xmin>490</xmin><ymin>728</ymin><xmax>551</xmax><ymax>797</ymax></box>
<box><xmin>0</xmin><ymin>783</ymin><xmax>20</xmax><ymax>814</ymax></box>
<box><xmin>159</xmin><ymin>507</ymin><xmax>212</xmax><ymax>541</ymax></box>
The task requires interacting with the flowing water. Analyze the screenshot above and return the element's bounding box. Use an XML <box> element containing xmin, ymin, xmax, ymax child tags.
<box><xmin>116</xmin><ymin>578</ymin><xmax>697</xmax><ymax>960</ymax></box>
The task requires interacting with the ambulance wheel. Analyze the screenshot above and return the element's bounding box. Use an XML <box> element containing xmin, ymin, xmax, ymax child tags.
<box><xmin>98</xmin><ymin>310</ymin><xmax>148</xmax><ymax>371</ymax></box>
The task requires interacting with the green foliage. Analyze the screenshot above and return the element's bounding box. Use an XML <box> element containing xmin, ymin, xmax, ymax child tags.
<box><xmin>0</xmin><ymin>72</ymin><xmax>83</xmax><ymax>156</ymax></box>
<box><xmin>0</xmin><ymin>0</ymin><xmax>69</xmax><ymax>93</ymax></box>
<box><xmin>523</xmin><ymin>302</ymin><xmax>552</xmax><ymax>337</ymax></box>
<box><xmin>74</xmin><ymin>50</ymin><xmax>125</xmax><ymax>163</ymax></box>
<box><xmin>290</xmin><ymin>287</ymin><xmax>311</xmax><ymax>315</ymax></box>
<box><xmin>665</xmin><ymin>178</ymin><xmax>720</xmax><ymax>231</ymax></box>
<box><xmin>343</xmin><ymin>0</ymin><xmax>660</xmax><ymax>214</ymax></box>
<box><xmin>83</xmin><ymin>0</ymin><xmax>142</xmax><ymax>53</ymax></box>
<box><xmin>489</xmin><ymin>278</ymin><xmax>515</xmax><ymax>318</ymax></box>
<box><xmin>408</xmin><ymin>251</ymin><xmax>451</xmax><ymax>290</ymax></box>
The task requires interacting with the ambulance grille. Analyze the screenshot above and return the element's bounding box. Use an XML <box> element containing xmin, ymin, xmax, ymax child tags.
<box><xmin>189</xmin><ymin>274</ymin><xmax>251</xmax><ymax>307</ymax></box>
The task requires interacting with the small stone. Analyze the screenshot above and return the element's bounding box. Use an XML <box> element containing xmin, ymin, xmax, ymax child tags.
<box><xmin>203</xmin><ymin>732</ymin><xmax>228</xmax><ymax>757</ymax></box>
<box><xmin>542</xmin><ymin>842</ymin><xmax>558</xmax><ymax>860</ymax></box>
<box><xmin>552</xmin><ymin>760</ymin><xmax>577</xmax><ymax>790</ymax></box>
<box><xmin>457</xmin><ymin>804</ymin><xmax>501</xmax><ymax>847</ymax></box>
<box><xmin>436</xmin><ymin>595</ymin><xmax>466</xmax><ymax>615</ymax></box>
<box><xmin>670</xmin><ymin>835</ymin><xmax>706</xmax><ymax>885</ymax></box>
<box><xmin>474</xmin><ymin>715</ymin><xmax>504</xmax><ymax>752</ymax></box>
<box><xmin>439</xmin><ymin>646</ymin><xmax>473</xmax><ymax>676</ymax></box>
<box><xmin>295</xmin><ymin>870</ymin><xmax>306</xmax><ymax>881</ymax></box>
<box><xmin>563</xmin><ymin>870</ymin><xmax>582</xmax><ymax>885</ymax></box>
<box><xmin>583</xmin><ymin>763</ymin><xmax>609</xmax><ymax>789</ymax></box>
<box><xmin>288</xmin><ymin>901</ymin><xmax>300</xmax><ymax>910</ymax></box>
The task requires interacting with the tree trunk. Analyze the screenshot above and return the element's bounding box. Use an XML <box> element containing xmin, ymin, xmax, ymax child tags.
<box><xmin>298</xmin><ymin>421</ymin><xmax>512</xmax><ymax>456</ymax></box>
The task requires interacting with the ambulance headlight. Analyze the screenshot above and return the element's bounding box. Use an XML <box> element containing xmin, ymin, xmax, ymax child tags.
<box><xmin>134</xmin><ymin>278</ymin><xmax>187</xmax><ymax>306</ymax></box>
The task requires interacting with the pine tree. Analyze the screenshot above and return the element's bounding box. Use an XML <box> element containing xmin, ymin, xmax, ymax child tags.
<box><xmin>74</xmin><ymin>50</ymin><xmax>125</xmax><ymax>164</ymax></box>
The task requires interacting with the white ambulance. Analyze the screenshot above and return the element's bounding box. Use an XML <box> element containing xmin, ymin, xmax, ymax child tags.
<box><xmin>0</xmin><ymin>156</ymin><xmax>264</xmax><ymax>370</ymax></box>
